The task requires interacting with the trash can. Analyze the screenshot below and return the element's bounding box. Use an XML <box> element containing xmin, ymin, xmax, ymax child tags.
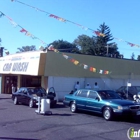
<box><xmin>40</xmin><ymin>99</ymin><xmax>50</xmax><ymax>114</ymax></box>
<box><xmin>35</xmin><ymin>98</ymin><xmax>52</xmax><ymax>115</ymax></box>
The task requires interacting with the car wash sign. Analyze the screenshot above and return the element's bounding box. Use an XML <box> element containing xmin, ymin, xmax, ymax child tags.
<box><xmin>3</xmin><ymin>62</ymin><xmax>29</xmax><ymax>72</ymax></box>
<box><xmin>0</xmin><ymin>52</ymin><xmax>41</xmax><ymax>75</ymax></box>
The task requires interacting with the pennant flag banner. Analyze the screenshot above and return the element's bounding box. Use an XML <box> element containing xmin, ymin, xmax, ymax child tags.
<box><xmin>83</xmin><ymin>64</ymin><xmax>88</xmax><ymax>69</ymax></box>
<box><xmin>0</xmin><ymin>10</ymin><xmax>47</xmax><ymax>46</ymax></box>
<box><xmin>0</xmin><ymin>11</ymin><xmax>4</xmax><ymax>17</ymax></box>
<box><xmin>54</xmin><ymin>49</ymin><xmax>111</xmax><ymax>75</ymax></box>
<box><xmin>90</xmin><ymin>67</ymin><xmax>96</xmax><ymax>72</ymax></box>
<box><xmin>11</xmin><ymin>0</ymin><xmax>140</xmax><ymax>48</ymax></box>
<box><xmin>63</xmin><ymin>54</ymin><xmax>69</xmax><ymax>59</ymax></box>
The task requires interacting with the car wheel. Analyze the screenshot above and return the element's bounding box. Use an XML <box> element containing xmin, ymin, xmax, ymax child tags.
<box><xmin>103</xmin><ymin>107</ymin><xmax>113</xmax><ymax>121</ymax></box>
<box><xmin>29</xmin><ymin>99</ymin><xmax>34</xmax><ymax>108</ymax></box>
<box><xmin>70</xmin><ymin>102</ymin><xmax>77</xmax><ymax>113</ymax></box>
<box><xmin>14</xmin><ymin>97</ymin><xmax>18</xmax><ymax>105</ymax></box>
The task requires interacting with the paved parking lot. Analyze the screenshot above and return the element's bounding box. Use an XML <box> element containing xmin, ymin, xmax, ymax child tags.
<box><xmin>0</xmin><ymin>94</ymin><xmax>140</xmax><ymax>140</ymax></box>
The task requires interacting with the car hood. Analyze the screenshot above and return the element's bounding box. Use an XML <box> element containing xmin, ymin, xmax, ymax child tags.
<box><xmin>31</xmin><ymin>94</ymin><xmax>54</xmax><ymax>100</ymax></box>
<box><xmin>105</xmin><ymin>99</ymin><xmax>136</xmax><ymax>106</ymax></box>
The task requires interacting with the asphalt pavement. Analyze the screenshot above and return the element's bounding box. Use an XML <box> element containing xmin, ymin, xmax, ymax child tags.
<box><xmin>0</xmin><ymin>93</ymin><xmax>140</xmax><ymax>140</ymax></box>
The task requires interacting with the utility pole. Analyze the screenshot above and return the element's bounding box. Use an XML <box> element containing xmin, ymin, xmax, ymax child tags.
<box><xmin>0</xmin><ymin>47</ymin><xmax>4</xmax><ymax>57</ymax></box>
<box><xmin>105</xmin><ymin>45</ymin><xmax>109</xmax><ymax>56</ymax></box>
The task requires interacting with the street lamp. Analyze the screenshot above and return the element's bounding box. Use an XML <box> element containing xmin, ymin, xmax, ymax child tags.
<box><xmin>105</xmin><ymin>45</ymin><xmax>109</xmax><ymax>56</ymax></box>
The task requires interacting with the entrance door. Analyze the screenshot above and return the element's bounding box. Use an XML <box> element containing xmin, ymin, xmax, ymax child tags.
<box><xmin>4</xmin><ymin>76</ymin><xmax>17</xmax><ymax>94</ymax></box>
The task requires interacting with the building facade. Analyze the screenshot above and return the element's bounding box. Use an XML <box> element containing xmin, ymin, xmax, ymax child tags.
<box><xmin>0</xmin><ymin>50</ymin><xmax>140</xmax><ymax>101</ymax></box>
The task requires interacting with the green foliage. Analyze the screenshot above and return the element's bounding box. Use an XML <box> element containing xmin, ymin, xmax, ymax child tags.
<box><xmin>131</xmin><ymin>52</ymin><xmax>135</xmax><ymax>60</ymax></box>
<box><xmin>73</xmin><ymin>23</ymin><xmax>120</xmax><ymax>57</ymax></box>
<box><xmin>0</xmin><ymin>38</ymin><xmax>2</xmax><ymax>46</ymax></box>
<box><xmin>50</xmin><ymin>40</ymin><xmax>80</xmax><ymax>53</ymax></box>
<box><xmin>16</xmin><ymin>45</ymin><xmax>36</xmax><ymax>53</ymax></box>
<box><xmin>73</xmin><ymin>35</ymin><xmax>97</xmax><ymax>55</ymax></box>
<box><xmin>137</xmin><ymin>55</ymin><xmax>140</xmax><ymax>60</ymax></box>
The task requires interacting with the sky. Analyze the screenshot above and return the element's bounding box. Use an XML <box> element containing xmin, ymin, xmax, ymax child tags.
<box><xmin>0</xmin><ymin>0</ymin><xmax>140</xmax><ymax>59</ymax></box>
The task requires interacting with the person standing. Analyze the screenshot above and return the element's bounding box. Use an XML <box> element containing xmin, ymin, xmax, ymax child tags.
<box><xmin>11</xmin><ymin>84</ymin><xmax>16</xmax><ymax>94</ymax></box>
<box><xmin>94</xmin><ymin>82</ymin><xmax>99</xmax><ymax>91</ymax></box>
<box><xmin>85</xmin><ymin>83</ymin><xmax>91</xmax><ymax>89</ymax></box>
<box><xmin>74</xmin><ymin>81</ymin><xmax>80</xmax><ymax>91</ymax></box>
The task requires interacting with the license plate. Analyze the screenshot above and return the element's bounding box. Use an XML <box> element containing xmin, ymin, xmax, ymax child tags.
<box><xmin>137</xmin><ymin>111</ymin><xmax>140</xmax><ymax>115</ymax></box>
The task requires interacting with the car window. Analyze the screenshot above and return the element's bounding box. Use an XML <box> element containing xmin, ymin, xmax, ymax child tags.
<box><xmin>76</xmin><ymin>90</ymin><xmax>88</xmax><ymax>97</ymax></box>
<box><xmin>48</xmin><ymin>87</ymin><xmax>56</xmax><ymax>97</ymax></box>
<box><xmin>88</xmin><ymin>91</ymin><xmax>98</xmax><ymax>99</ymax></box>
<box><xmin>135</xmin><ymin>86</ymin><xmax>140</xmax><ymax>92</ymax></box>
<box><xmin>98</xmin><ymin>91</ymin><xmax>121</xmax><ymax>99</ymax></box>
<box><xmin>22</xmin><ymin>88</ymin><xmax>27</xmax><ymax>94</ymax></box>
<box><xmin>117</xmin><ymin>86</ymin><xmax>125</xmax><ymax>91</ymax></box>
<box><xmin>128</xmin><ymin>87</ymin><xmax>136</xmax><ymax>92</ymax></box>
<box><xmin>27</xmin><ymin>88</ymin><xmax>35</xmax><ymax>94</ymax></box>
<box><xmin>18</xmin><ymin>88</ymin><xmax>24</xmax><ymax>93</ymax></box>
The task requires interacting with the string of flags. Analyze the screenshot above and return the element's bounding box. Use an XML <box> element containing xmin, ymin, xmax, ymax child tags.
<box><xmin>11</xmin><ymin>0</ymin><xmax>140</xmax><ymax>48</ymax></box>
<box><xmin>48</xmin><ymin>46</ymin><xmax>111</xmax><ymax>75</ymax></box>
<box><xmin>0</xmin><ymin>10</ymin><xmax>111</xmax><ymax>75</ymax></box>
<box><xmin>0</xmin><ymin>11</ymin><xmax>47</xmax><ymax>45</ymax></box>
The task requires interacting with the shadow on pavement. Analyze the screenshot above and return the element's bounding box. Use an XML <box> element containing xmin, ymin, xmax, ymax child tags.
<box><xmin>78</xmin><ymin>110</ymin><xmax>140</xmax><ymax>123</ymax></box>
<box><xmin>52</xmin><ymin>113</ymin><xmax>73</xmax><ymax>116</ymax></box>
<box><xmin>0</xmin><ymin>98</ymin><xmax>11</xmax><ymax>100</ymax></box>
<box><xmin>52</xmin><ymin>102</ymin><xmax>67</xmax><ymax>109</ymax></box>
<box><xmin>0</xmin><ymin>137</ymin><xmax>39</xmax><ymax>140</ymax></box>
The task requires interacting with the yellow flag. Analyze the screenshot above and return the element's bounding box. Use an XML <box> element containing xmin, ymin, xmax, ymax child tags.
<box><xmin>99</xmin><ymin>33</ymin><xmax>105</xmax><ymax>37</ymax></box>
<box><xmin>74</xmin><ymin>60</ymin><xmax>79</xmax><ymax>65</ymax></box>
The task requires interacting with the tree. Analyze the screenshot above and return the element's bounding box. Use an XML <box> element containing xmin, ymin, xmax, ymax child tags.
<box><xmin>49</xmin><ymin>40</ymin><xmax>80</xmax><ymax>53</ymax></box>
<box><xmin>16</xmin><ymin>45</ymin><xmax>36</xmax><ymax>53</ymax></box>
<box><xmin>131</xmin><ymin>52</ymin><xmax>135</xmax><ymax>60</ymax></box>
<box><xmin>94</xmin><ymin>22</ymin><xmax>120</xmax><ymax>57</ymax></box>
<box><xmin>73</xmin><ymin>23</ymin><xmax>120</xmax><ymax>57</ymax></box>
<box><xmin>73</xmin><ymin>35</ymin><xmax>97</xmax><ymax>55</ymax></box>
<box><xmin>137</xmin><ymin>55</ymin><xmax>140</xmax><ymax>61</ymax></box>
<box><xmin>0</xmin><ymin>38</ymin><xmax>1</xmax><ymax>46</ymax></box>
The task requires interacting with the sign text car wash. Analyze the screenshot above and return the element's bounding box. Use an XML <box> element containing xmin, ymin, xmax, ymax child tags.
<box><xmin>3</xmin><ymin>62</ymin><xmax>29</xmax><ymax>72</ymax></box>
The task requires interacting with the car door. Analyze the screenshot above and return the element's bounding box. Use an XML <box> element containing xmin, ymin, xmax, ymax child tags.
<box><xmin>75</xmin><ymin>89</ymin><xmax>89</xmax><ymax>110</ymax></box>
<box><xmin>22</xmin><ymin>88</ymin><xmax>31</xmax><ymax>104</ymax></box>
<box><xmin>16</xmin><ymin>88</ymin><xmax>25</xmax><ymax>103</ymax></box>
<box><xmin>86</xmin><ymin>91</ymin><xmax>101</xmax><ymax>113</ymax></box>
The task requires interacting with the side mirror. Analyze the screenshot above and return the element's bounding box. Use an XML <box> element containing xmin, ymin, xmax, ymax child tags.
<box><xmin>95</xmin><ymin>97</ymin><xmax>100</xmax><ymax>101</ymax></box>
<box><xmin>23</xmin><ymin>92</ymin><xmax>27</xmax><ymax>95</ymax></box>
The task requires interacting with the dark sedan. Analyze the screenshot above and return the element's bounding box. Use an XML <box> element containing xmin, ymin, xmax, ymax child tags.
<box><xmin>116</xmin><ymin>86</ymin><xmax>140</xmax><ymax>100</ymax></box>
<box><xmin>12</xmin><ymin>87</ymin><xmax>57</xmax><ymax>108</ymax></box>
<box><xmin>63</xmin><ymin>89</ymin><xmax>140</xmax><ymax>121</ymax></box>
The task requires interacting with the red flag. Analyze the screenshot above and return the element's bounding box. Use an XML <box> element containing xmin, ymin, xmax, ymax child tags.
<box><xmin>20</xmin><ymin>28</ymin><xmax>27</xmax><ymax>34</ymax></box>
<box><xmin>49</xmin><ymin>14</ymin><xmax>59</xmax><ymax>19</ymax></box>
<box><xmin>128</xmin><ymin>42</ymin><xmax>135</xmax><ymax>47</ymax></box>
<box><xmin>70</xmin><ymin>59</ymin><xmax>75</xmax><ymax>63</ymax></box>
<box><xmin>104</xmin><ymin>70</ymin><xmax>109</xmax><ymax>74</ymax></box>
<box><xmin>94</xmin><ymin>31</ymin><xmax>100</xmax><ymax>36</ymax></box>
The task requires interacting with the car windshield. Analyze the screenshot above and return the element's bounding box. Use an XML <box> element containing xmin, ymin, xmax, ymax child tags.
<box><xmin>27</xmin><ymin>88</ymin><xmax>47</xmax><ymax>96</ymax></box>
<box><xmin>135</xmin><ymin>86</ymin><xmax>140</xmax><ymax>92</ymax></box>
<box><xmin>98</xmin><ymin>90</ymin><xmax>121</xmax><ymax>99</ymax></box>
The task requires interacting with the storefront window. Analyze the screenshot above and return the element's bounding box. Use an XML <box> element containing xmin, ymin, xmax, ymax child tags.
<box><xmin>21</xmin><ymin>75</ymin><xmax>41</xmax><ymax>87</ymax></box>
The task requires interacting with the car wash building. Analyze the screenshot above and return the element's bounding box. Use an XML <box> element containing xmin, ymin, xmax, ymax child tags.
<box><xmin>0</xmin><ymin>50</ymin><xmax>140</xmax><ymax>101</ymax></box>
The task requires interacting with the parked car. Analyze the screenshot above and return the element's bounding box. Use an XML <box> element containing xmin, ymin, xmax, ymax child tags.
<box><xmin>63</xmin><ymin>89</ymin><xmax>140</xmax><ymax>121</ymax></box>
<box><xmin>12</xmin><ymin>87</ymin><xmax>57</xmax><ymax>108</ymax></box>
<box><xmin>116</xmin><ymin>86</ymin><xmax>140</xmax><ymax>100</ymax></box>
<box><xmin>133</xmin><ymin>92</ymin><xmax>140</xmax><ymax>103</ymax></box>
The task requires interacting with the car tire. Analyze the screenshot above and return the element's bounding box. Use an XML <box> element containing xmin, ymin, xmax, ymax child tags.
<box><xmin>70</xmin><ymin>102</ymin><xmax>77</xmax><ymax>113</ymax></box>
<box><xmin>103</xmin><ymin>107</ymin><xmax>113</xmax><ymax>121</ymax></box>
<box><xmin>14</xmin><ymin>97</ymin><xmax>18</xmax><ymax>105</ymax></box>
<box><xmin>29</xmin><ymin>99</ymin><xmax>34</xmax><ymax>108</ymax></box>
